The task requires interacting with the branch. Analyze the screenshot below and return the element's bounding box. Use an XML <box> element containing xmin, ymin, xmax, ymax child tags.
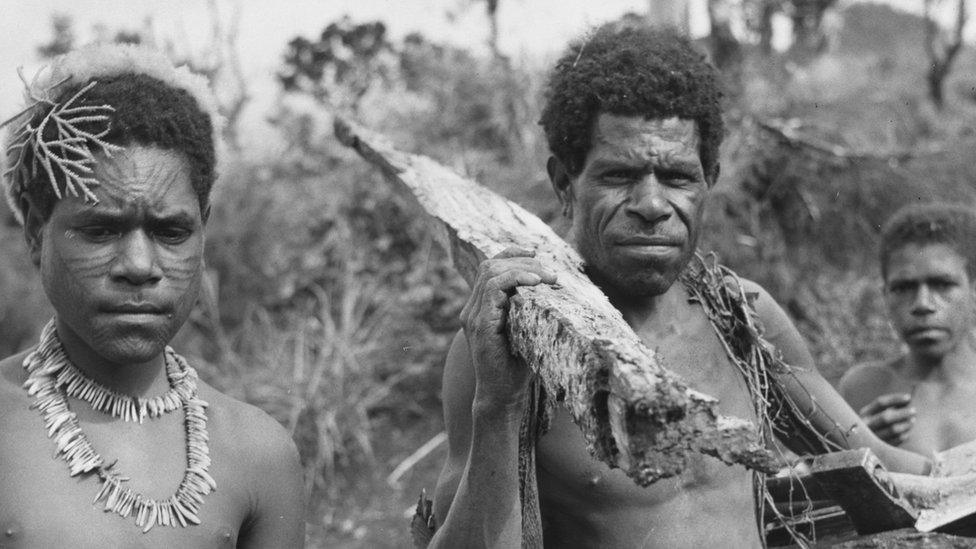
<box><xmin>756</xmin><ymin>119</ymin><xmax>945</xmax><ymax>163</ymax></box>
<box><xmin>945</xmin><ymin>0</ymin><xmax>968</xmax><ymax>65</ymax></box>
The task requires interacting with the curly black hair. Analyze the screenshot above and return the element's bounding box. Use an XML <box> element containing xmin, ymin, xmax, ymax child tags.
<box><xmin>880</xmin><ymin>203</ymin><xmax>976</xmax><ymax>279</ymax></box>
<box><xmin>20</xmin><ymin>72</ymin><xmax>216</xmax><ymax>220</ymax></box>
<box><xmin>539</xmin><ymin>23</ymin><xmax>724</xmax><ymax>181</ymax></box>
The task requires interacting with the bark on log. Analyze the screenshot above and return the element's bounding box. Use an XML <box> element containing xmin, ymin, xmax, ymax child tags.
<box><xmin>334</xmin><ymin>117</ymin><xmax>776</xmax><ymax>485</ymax></box>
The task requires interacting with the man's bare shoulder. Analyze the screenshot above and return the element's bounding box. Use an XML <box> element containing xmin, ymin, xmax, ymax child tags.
<box><xmin>733</xmin><ymin>276</ymin><xmax>773</xmax><ymax>306</ymax></box>
<box><xmin>192</xmin><ymin>375</ymin><xmax>305</xmax><ymax>544</ymax></box>
<box><xmin>195</xmin><ymin>379</ymin><xmax>300</xmax><ymax>469</ymax></box>
<box><xmin>703</xmin><ymin>274</ymin><xmax>778</xmax><ymax>318</ymax></box>
<box><xmin>0</xmin><ymin>351</ymin><xmax>32</xmax><ymax>412</ymax></box>
<box><xmin>730</xmin><ymin>277</ymin><xmax>794</xmax><ymax>338</ymax></box>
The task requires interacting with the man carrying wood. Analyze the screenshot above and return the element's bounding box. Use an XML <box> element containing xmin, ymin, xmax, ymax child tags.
<box><xmin>426</xmin><ymin>24</ymin><xmax>930</xmax><ymax>548</ymax></box>
<box><xmin>841</xmin><ymin>204</ymin><xmax>976</xmax><ymax>456</ymax></box>
<box><xmin>0</xmin><ymin>45</ymin><xmax>305</xmax><ymax>547</ymax></box>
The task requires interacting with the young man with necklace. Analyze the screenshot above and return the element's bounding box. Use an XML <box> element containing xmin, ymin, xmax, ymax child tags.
<box><xmin>0</xmin><ymin>45</ymin><xmax>304</xmax><ymax>547</ymax></box>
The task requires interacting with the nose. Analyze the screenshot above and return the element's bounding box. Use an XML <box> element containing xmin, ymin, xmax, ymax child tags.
<box><xmin>624</xmin><ymin>174</ymin><xmax>672</xmax><ymax>224</ymax></box>
<box><xmin>910</xmin><ymin>285</ymin><xmax>936</xmax><ymax>316</ymax></box>
<box><xmin>110</xmin><ymin>230</ymin><xmax>163</xmax><ymax>286</ymax></box>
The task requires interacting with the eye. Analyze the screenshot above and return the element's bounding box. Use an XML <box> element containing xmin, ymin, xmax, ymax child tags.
<box><xmin>153</xmin><ymin>227</ymin><xmax>192</xmax><ymax>245</ymax></box>
<box><xmin>888</xmin><ymin>282</ymin><xmax>912</xmax><ymax>295</ymax></box>
<box><xmin>602</xmin><ymin>169</ymin><xmax>641</xmax><ymax>183</ymax></box>
<box><xmin>929</xmin><ymin>279</ymin><xmax>956</xmax><ymax>291</ymax></box>
<box><xmin>76</xmin><ymin>226</ymin><xmax>119</xmax><ymax>242</ymax></box>
<box><xmin>655</xmin><ymin>168</ymin><xmax>696</xmax><ymax>185</ymax></box>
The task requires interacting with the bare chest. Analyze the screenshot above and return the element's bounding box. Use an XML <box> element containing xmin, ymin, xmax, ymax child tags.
<box><xmin>536</xmin><ymin>408</ymin><xmax>759</xmax><ymax>547</ymax></box>
<box><xmin>0</xmin><ymin>401</ymin><xmax>245</xmax><ymax>548</ymax></box>
<box><xmin>640</xmin><ymin>303</ymin><xmax>758</xmax><ymax>420</ymax></box>
<box><xmin>535</xmin><ymin>306</ymin><xmax>761</xmax><ymax>545</ymax></box>
<box><xmin>906</xmin><ymin>383</ymin><xmax>976</xmax><ymax>454</ymax></box>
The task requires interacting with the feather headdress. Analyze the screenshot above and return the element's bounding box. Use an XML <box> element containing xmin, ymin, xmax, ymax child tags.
<box><xmin>1</xmin><ymin>44</ymin><xmax>224</xmax><ymax>224</ymax></box>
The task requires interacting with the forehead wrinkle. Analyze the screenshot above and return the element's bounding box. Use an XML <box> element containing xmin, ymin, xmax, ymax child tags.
<box><xmin>592</xmin><ymin>116</ymin><xmax>701</xmax><ymax>163</ymax></box>
<box><xmin>88</xmin><ymin>148</ymin><xmax>193</xmax><ymax>214</ymax></box>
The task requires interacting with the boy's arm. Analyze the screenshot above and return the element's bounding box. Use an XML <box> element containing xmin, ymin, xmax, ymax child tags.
<box><xmin>237</xmin><ymin>411</ymin><xmax>306</xmax><ymax>549</ymax></box>
<box><xmin>741</xmin><ymin>279</ymin><xmax>930</xmax><ymax>475</ymax></box>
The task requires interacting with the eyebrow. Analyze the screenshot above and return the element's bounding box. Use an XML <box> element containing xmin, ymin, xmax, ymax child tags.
<box><xmin>70</xmin><ymin>209</ymin><xmax>198</xmax><ymax>226</ymax></box>
<box><xmin>589</xmin><ymin>158</ymin><xmax>701</xmax><ymax>173</ymax></box>
<box><xmin>888</xmin><ymin>273</ymin><xmax>961</xmax><ymax>284</ymax></box>
<box><xmin>151</xmin><ymin>211</ymin><xmax>198</xmax><ymax>226</ymax></box>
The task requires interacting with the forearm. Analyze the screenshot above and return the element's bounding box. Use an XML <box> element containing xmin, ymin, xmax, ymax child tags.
<box><xmin>801</xmin><ymin>384</ymin><xmax>930</xmax><ymax>475</ymax></box>
<box><xmin>775</xmin><ymin>371</ymin><xmax>930</xmax><ymax>474</ymax></box>
<box><xmin>872</xmin><ymin>442</ymin><xmax>931</xmax><ymax>475</ymax></box>
<box><xmin>430</xmin><ymin>403</ymin><xmax>524</xmax><ymax>549</ymax></box>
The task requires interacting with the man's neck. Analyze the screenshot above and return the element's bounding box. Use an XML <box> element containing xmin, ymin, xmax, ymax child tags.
<box><xmin>906</xmin><ymin>335</ymin><xmax>976</xmax><ymax>387</ymax></box>
<box><xmin>603</xmin><ymin>282</ymin><xmax>687</xmax><ymax>329</ymax></box>
<box><xmin>54</xmin><ymin>318</ymin><xmax>170</xmax><ymax>398</ymax></box>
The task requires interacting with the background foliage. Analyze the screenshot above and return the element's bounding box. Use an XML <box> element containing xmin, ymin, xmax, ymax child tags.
<box><xmin>3</xmin><ymin>3</ymin><xmax>976</xmax><ymax>546</ymax></box>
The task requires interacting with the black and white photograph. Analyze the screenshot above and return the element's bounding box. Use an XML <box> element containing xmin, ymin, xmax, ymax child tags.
<box><xmin>2</xmin><ymin>0</ymin><xmax>976</xmax><ymax>547</ymax></box>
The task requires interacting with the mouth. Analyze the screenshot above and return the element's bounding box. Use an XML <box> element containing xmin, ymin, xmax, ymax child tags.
<box><xmin>614</xmin><ymin>235</ymin><xmax>684</xmax><ymax>247</ymax></box>
<box><xmin>100</xmin><ymin>302</ymin><xmax>168</xmax><ymax>315</ymax></box>
<box><xmin>904</xmin><ymin>327</ymin><xmax>948</xmax><ymax>340</ymax></box>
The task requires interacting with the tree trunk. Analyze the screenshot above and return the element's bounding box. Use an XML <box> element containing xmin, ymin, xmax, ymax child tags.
<box><xmin>707</xmin><ymin>0</ymin><xmax>744</xmax><ymax>82</ymax></box>
<box><xmin>759</xmin><ymin>1</ymin><xmax>776</xmax><ymax>54</ymax></box>
<box><xmin>647</xmin><ymin>0</ymin><xmax>689</xmax><ymax>32</ymax></box>
<box><xmin>924</xmin><ymin>0</ymin><xmax>967</xmax><ymax>110</ymax></box>
<box><xmin>486</xmin><ymin>0</ymin><xmax>500</xmax><ymax>59</ymax></box>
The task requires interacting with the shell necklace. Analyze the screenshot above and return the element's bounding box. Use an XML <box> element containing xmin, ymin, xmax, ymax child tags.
<box><xmin>22</xmin><ymin>319</ymin><xmax>215</xmax><ymax>533</ymax></box>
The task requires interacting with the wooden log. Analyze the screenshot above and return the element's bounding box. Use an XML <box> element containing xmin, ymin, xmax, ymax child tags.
<box><xmin>889</xmin><ymin>472</ymin><xmax>976</xmax><ymax>534</ymax></box>
<box><xmin>828</xmin><ymin>528</ymin><xmax>975</xmax><ymax>548</ymax></box>
<box><xmin>333</xmin><ymin>117</ymin><xmax>777</xmax><ymax>485</ymax></box>
<box><xmin>810</xmin><ymin>449</ymin><xmax>917</xmax><ymax>535</ymax></box>
<box><xmin>933</xmin><ymin>440</ymin><xmax>976</xmax><ymax>477</ymax></box>
<box><xmin>906</xmin><ymin>440</ymin><xmax>976</xmax><ymax>534</ymax></box>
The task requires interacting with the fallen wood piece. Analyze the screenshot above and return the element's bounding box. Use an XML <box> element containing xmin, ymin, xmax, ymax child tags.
<box><xmin>334</xmin><ymin>117</ymin><xmax>777</xmax><ymax>485</ymax></box>
<box><xmin>828</xmin><ymin>528</ymin><xmax>975</xmax><ymax>548</ymax></box>
<box><xmin>933</xmin><ymin>440</ymin><xmax>976</xmax><ymax>477</ymax></box>
<box><xmin>889</xmin><ymin>471</ymin><xmax>976</xmax><ymax>533</ymax></box>
<box><xmin>755</xmin><ymin>118</ymin><xmax>947</xmax><ymax>164</ymax></box>
<box><xmin>810</xmin><ymin>449</ymin><xmax>917</xmax><ymax>535</ymax></box>
<box><xmin>886</xmin><ymin>441</ymin><xmax>976</xmax><ymax>533</ymax></box>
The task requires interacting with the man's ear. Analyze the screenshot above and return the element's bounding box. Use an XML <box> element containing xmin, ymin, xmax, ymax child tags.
<box><xmin>547</xmin><ymin>156</ymin><xmax>574</xmax><ymax>220</ymax></box>
<box><xmin>20</xmin><ymin>195</ymin><xmax>44</xmax><ymax>267</ymax></box>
